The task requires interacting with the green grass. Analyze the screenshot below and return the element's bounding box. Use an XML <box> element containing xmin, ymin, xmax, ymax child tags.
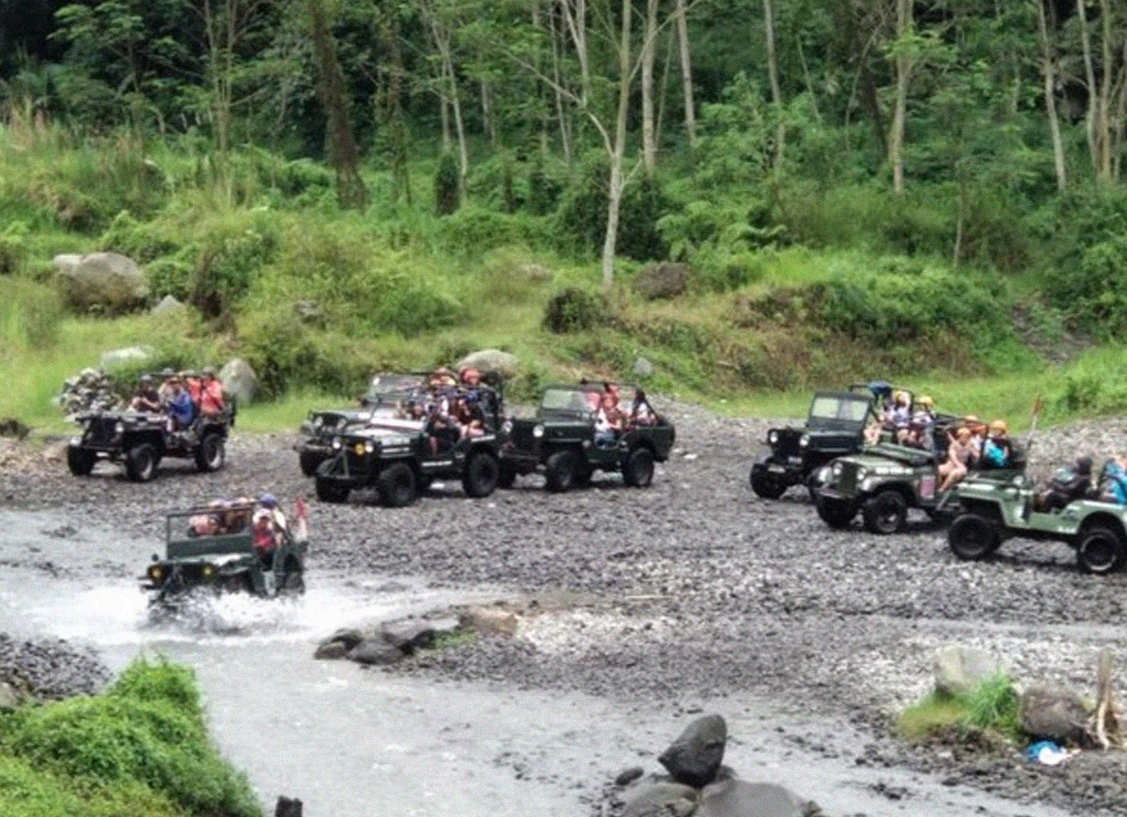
<box><xmin>897</xmin><ymin>673</ymin><xmax>1021</xmax><ymax>744</ymax></box>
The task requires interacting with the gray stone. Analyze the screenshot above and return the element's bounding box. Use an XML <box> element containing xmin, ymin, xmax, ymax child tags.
<box><xmin>459</xmin><ymin>606</ymin><xmax>518</xmax><ymax>637</ymax></box>
<box><xmin>456</xmin><ymin>349</ymin><xmax>519</xmax><ymax>379</ymax></box>
<box><xmin>697</xmin><ymin>780</ymin><xmax>818</xmax><ymax>817</ymax></box>
<box><xmin>381</xmin><ymin>620</ymin><xmax>436</xmax><ymax>653</ymax></box>
<box><xmin>615</xmin><ymin>766</ymin><xmax>645</xmax><ymax>787</ymax></box>
<box><xmin>633</xmin><ymin>262</ymin><xmax>690</xmax><ymax>300</ymax></box>
<box><xmin>622</xmin><ymin>782</ymin><xmax>700</xmax><ymax>817</ymax></box>
<box><xmin>658</xmin><ymin>714</ymin><xmax>727</xmax><ymax>788</ymax></box>
<box><xmin>274</xmin><ymin>796</ymin><xmax>302</xmax><ymax>817</ymax></box>
<box><xmin>1019</xmin><ymin>684</ymin><xmax>1091</xmax><ymax>745</ymax></box>
<box><xmin>934</xmin><ymin>644</ymin><xmax>1005</xmax><ymax>697</ymax></box>
<box><xmin>348</xmin><ymin>639</ymin><xmax>404</xmax><ymax>666</ymax></box>
<box><xmin>0</xmin><ymin>680</ymin><xmax>18</xmax><ymax>709</ymax></box>
<box><xmin>633</xmin><ymin>357</ymin><xmax>654</xmax><ymax>378</ymax></box>
<box><xmin>313</xmin><ymin>641</ymin><xmax>350</xmax><ymax>660</ymax></box>
<box><xmin>219</xmin><ymin>358</ymin><xmax>258</xmax><ymax>406</ymax></box>
<box><xmin>53</xmin><ymin>251</ymin><xmax>148</xmax><ymax>312</ymax></box>
<box><xmin>151</xmin><ymin>295</ymin><xmax>185</xmax><ymax>316</ymax></box>
<box><xmin>99</xmin><ymin>346</ymin><xmax>153</xmax><ymax>371</ymax></box>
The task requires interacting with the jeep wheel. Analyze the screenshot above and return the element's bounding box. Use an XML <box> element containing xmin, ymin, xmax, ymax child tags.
<box><xmin>298</xmin><ymin>450</ymin><xmax>324</xmax><ymax>477</ymax></box>
<box><xmin>463</xmin><ymin>451</ymin><xmax>499</xmax><ymax>498</ymax></box>
<box><xmin>279</xmin><ymin>569</ymin><xmax>305</xmax><ymax>596</ymax></box>
<box><xmin>497</xmin><ymin>464</ymin><xmax>517</xmax><ymax>489</ymax></box>
<box><xmin>194</xmin><ymin>432</ymin><xmax>225</xmax><ymax>473</ymax></box>
<box><xmin>861</xmin><ymin>489</ymin><xmax>908</xmax><ymax>534</ymax></box>
<box><xmin>1077</xmin><ymin>527</ymin><xmax>1126</xmax><ymax>575</ymax></box>
<box><xmin>815</xmin><ymin>495</ymin><xmax>856</xmax><ymax>529</ymax></box>
<box><xmin>66</xmin><ymin>446</ymin><xmax>96</xmax><ymax>477</ymax></box>
<box><xmin>750</xmin><ymin>465</ymin><xmax>787</xmax><ymax>499</ymax></box>
<box><xmin>377</xmin><ymin>461</ymin><xmax>417</xmax><ymax>507</ymax></box>
<box><xmin>125</xmin><ymin>442</ymin><xmax>158</xmax><ymax>482</ymax></box>
<box><xmin>623</xmin><ymin>447</ymin><xmax>655</xmax><ymax>488</ymax></box>
<box><xmin>545</xmin><ymin>450</ymin><xmax>579</xmax><ymax>493</ymax></box>
<box><xmin>315</xmin><ymin>478</ymin><xmax>349</xmax><ymax>504</ymax></box>
<box><xmin>948</xmin><ymin>513</ymin><xmax>1000</xmax><ymax>561</ymax></box>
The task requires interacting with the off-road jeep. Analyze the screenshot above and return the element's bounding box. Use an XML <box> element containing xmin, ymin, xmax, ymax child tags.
<box><xmin>295</xmin><ymin>374</ymin><xmax>422</xmax><ymax>476</ymax></box>
<box><xmin>313</xmin><ymin>379</ymin><xmax>505</xmax><ymax>506</ymax></box>
<box><xmin>948</xmin><ymin>472</ymin><xmax>1127</xmax><ymax>574</ymax></box>
<box><xmin>750</xmin><ymin>384</ymin><xmax>886</xmax><ymax>499</ymax></box>
<box><xmin>67</xmin><ymin>402</ymin><xmax>233</xmax><ymax>482</ymax></box>
<box><xmin>813</xmin><ymin>423</ymin><xmax>1026</xmax><ymax>534</ymax></box>
<box><xmin>500</xmin><ymin>384</ymin><xmax>675</xmax><ymax>492</ymax></box>
<box><xmin>141</xmin><ymin>503</ymin><xmax>307</xmax><ymax>605</ymax></box>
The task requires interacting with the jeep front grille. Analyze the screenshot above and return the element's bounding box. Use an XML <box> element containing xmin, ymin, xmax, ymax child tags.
<box><xmin>84</xmin><ymin>417</ymin><xmax>117</xmax><ymax>446</ymax></box>
<box><xmin>838</xmin><ymin>462</ymin><xmax>859</xmax><ymax>493</ymax></box>
<box><xmin>510</xmin><ymin>424</ymin><xmax>536</xmax><ymax>450</ymax></box>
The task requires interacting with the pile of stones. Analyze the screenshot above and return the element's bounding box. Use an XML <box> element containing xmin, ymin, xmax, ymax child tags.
<box><xmin>55</xmin><ymin>368</ymin><xmax>123</xmax><ymax>418</ymax></box>
<box><xmin>0</xmin><ymin>634</ymin><xmax>111</xmax><ymax>706</ymax></box>
<box><xmin>614</xmin><ymin>714</ymin><xmax>822</xmax><ymax>817</ymax></box>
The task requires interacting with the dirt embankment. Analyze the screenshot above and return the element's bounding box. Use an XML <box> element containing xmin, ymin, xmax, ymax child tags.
<box><xmin>3</xmin><ymin>404</ymin><xmax>1127</xmax><ymax>815</ymax></box>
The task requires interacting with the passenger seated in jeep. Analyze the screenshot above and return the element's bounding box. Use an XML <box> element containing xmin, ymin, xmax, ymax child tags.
<box><xmin>1034</xmin><ymin>456</ymin><xmax>1094</xmax><ymax>512</ymax></box>
<box><xmin>454</xmin><ymin>395</ymin><xmax>485</xmax><ymax>439</ymax></box>
<box><xmin>979</xmin><ymin>420</ymin><xmax>1012</xmax><ymax>469</ymax></box>
<box><xmin>1098</xmin><ymin>456</ymin><xmax>1127</xmax><ymax>505</ymax></box>
<box><xmin>626</xmin><ymin>388</ymin><xmax>656</xmax><ymax>427</ymax></box>
<box><xmin>198</xmin><ymin>368</ymin><xmax>225</xmax><ymax>417</ymax></box>
<box><xmin>902</xmin><ymin>395</ymin><xmax>936</xmax><ymax>449</ymax></box>
<box><xmin>165</xmin><ymin>377</ymin><xmax>195</xmax><ymax>434</ymax></box>
<box><xmin>128</xmin><ymin>375</ymin><xmax>162</xmax><ymax>412</ymax></box>
<box><xmin>252</xmin><ymin>510</ymin><xmax>278</xmax><ymax>566</ymax></box>
<box><xmin>937</xmin><ymin>426</ymin><xmax>975</xmax><ymax>492</ymax></box>
<box><xmin>594</xmin><ymin>390</ymin><xmax>624</xmax><ymax>448</ymax></box>
<box><xmin>427</xmin><ymin>398</ymin><xmax>460</xmax><ymax>455</ymax></box>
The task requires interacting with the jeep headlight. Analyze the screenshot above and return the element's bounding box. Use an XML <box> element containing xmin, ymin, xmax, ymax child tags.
<box><xmin>832</xmin><ymin>461</ymin><xmax>843</xmax><ymax>477</ymax></box>
<box><xmin>331</xmin><ymin>437</ymin><xmax>342</xmax><ymax>450</ymax></box>
<box><xmin>147</xmin><ymin>564</ymin><xmax>164</xmax><ymax>583</ymax></box>
<box><xmin>533</xmin><ymin>424</ymin><xmax>545</xmax><ymax>439</ymax></box>
<box><xmin>114</xmin><ymin>421</ymin><xmax>124</xmax><ymax>434</ymax></box>
<box><xmin>767</xmin><ymin>430</ymin><xmax>779</xmax><ymax>445</ymax></box>
<box><xmin>799</xmin><ymin>434</ymin><xmax>810</xmax><ymax>448</ymax></box>
<box><xmin>502</xmin><ymin>420</ymin><xmax>513</xmax><ymax>434</ymax></box>
<box><xmin>364</xmin><ymin>440</ymin><xmax>375</xmax><ymax>453</ymax></box>
<box><xmin>856</xmin><ymin>466</ymin><xmax>868</xmax><ymax>482</ymax></box>
<box><xmin>201</xmin><ymin>563</ymin><xmax>214</xmax><ymax>578</ymax></box>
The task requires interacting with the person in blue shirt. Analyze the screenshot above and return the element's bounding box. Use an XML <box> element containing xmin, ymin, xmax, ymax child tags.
<box><xmin>981</xmin><ymin>420</ymin><xmax>1012</xmax><ymax>468</ymax></box>
<box><xmin>165</xmin><ymin>377</ymin><xmax>195</xmax><ymax>433</ymax></box>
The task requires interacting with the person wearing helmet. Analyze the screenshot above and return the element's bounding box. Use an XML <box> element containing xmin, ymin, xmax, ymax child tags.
<box><xmin>258</xmin><ymin>493</ymin><xmax>288</xmax><ymax>531</ymax></box>
<box><xmin>199</xmin><ymin>367</ymin><xmax>225</xmax><ymax>417</ymax></box>
<box><xmin>1035</xmin><ymin>455</ymin><xmax>1095</xmax><ymax>512</ymax></box>
<box><xmin>981</xmin><ymin>419</ymin><xmax>1012</xmax><ymax>469</ymax></box>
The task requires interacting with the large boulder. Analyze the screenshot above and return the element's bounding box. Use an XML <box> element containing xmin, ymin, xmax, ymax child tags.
<box><xmin>219</xmin><ymin>358</ymin><xmax>258</xmax><ymax>407</ymax></box>
<box><xmin>934</xmin><ymin>644</ymin><xmax>1005</xmax><ymax>697</ymax></box>
<box><xmin>622</xmin><ymin>782</ymin><xmax>699</xmax><ymax>817</ymax></box>
<box><xmin>1019</xmin><ymin>684</ymin><xmax>1091</xmax><ymax>746</ymax></box>
<box><xmin>697</xmin><ymin>780</ymin><xmax>822</xmax><ymax>817</ymax></box>
<box><xmin>633</xmin><ymin>262</ymin><xmax>690</xmax><ymax>300</ymax></box>
<box><xmin>151</xmin><ymin>295</ymin><xmax>186</xmax><ymax>317</ymax></box>
<box><xmin>456</xmin><ymin>349</ymin><xmax>519</xmax><ymax>379</ymax></box>
<box><xmin>658</xmin><ymin>714</ymin><xmax>728</xmax><ymax>788</ymax></box>
<box><xmin>54</xmin><ymin>252</ymin><xmax>148</xmax><ymax>313</ymax></box>
<box><xmin>99</xmin><ymin>346</ymin><xmax>154</xmax><ymax>371</ymax></box>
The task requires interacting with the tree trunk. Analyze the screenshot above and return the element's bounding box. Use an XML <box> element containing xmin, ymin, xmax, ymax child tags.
<box><xmin>307</xmin><ymin>0</ymin><xmax>367</xmax><ymax>209</ymax></box>
<box><xmin>1036</xmin><ymin>0</ymin><xmax>1067</xmax><ymax>190</ymax></box>
<box><xmin>641</xmin><ymin>0</ymin><xmax>658</xmax><ymax>174</ymax></box>
<box><xmin>674</xmin><ymin>0</ymin><xmax>695</xmax><ymax>147</ymax></box>
<box><xmin>601</xmin><ymin>0</ymin><xmax>633</xmax><ymax>290</ymax></box>
<box><xmin>888</xmin><ymin>0</ymin><xmax>912</xmax><ymax>195</ymax></box>
<box><xmin>763</xmin><ymin>0</ymin><xmax>785</xmax><ymax>167</ymax></box>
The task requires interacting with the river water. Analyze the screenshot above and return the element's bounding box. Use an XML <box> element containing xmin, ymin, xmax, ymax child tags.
<box><xmin>0</xmin><ymin>508</ymin><xmax>1079</xmax><ymax>816</ymax></box>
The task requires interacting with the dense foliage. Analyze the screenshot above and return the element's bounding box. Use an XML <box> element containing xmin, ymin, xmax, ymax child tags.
<box><xmin>0</xmin><ymin>656</ymin><xmax>261</xmax><ymax>817</ymax></box>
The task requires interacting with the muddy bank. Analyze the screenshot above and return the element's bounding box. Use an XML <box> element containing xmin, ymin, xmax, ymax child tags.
<box><xmin>2</xmin><ymin>404</ymin><xmax>1127</xmax><ymax>814</ymax></box>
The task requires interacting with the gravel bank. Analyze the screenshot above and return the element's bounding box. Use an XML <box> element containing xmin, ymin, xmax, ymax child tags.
<box><xmin>3</xmin><ymin>403</ymin><xmax>1127</xmax><ymax>814</ymax></box>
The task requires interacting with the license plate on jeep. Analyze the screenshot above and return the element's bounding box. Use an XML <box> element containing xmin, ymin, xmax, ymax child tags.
<box><xmin>768</xmin><ymin>465</ymin><xmax>786</xmax><ymax>473</ymax></box>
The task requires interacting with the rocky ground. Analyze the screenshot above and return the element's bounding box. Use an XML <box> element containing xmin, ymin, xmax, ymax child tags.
<box><xmin>3</xmin><ymin>402</ymin><xmax>1127</xmax><ymax>815</ymax></box>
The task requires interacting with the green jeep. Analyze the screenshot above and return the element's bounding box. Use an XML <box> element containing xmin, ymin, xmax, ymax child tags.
<box><xmin>948</xmin><ymin>472</ymin><xmax>1127</xmax><ymax>574</ymax></box>
<box><xmin>500</xmin><ymin>383</ymin><xmax>675</xmax><ymax>492</ymax></box>
<box><xmin>813</xmin><ymin>422</ymin><xmax>1026</xmax><ymax>534</ymax></box>
<box><xmin>141</xmin><ymin>503</ymin><xmax>308</xmax><ymax>605</ymax></box>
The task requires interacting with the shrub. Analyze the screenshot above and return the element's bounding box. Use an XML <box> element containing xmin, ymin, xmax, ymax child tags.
<box><xmin>1045</xmin><ymin>236</ymin><xmax>1127</xmax><ymax>340</ymax></box>
<box><xmin>435</xmin><ymin>206</ymin><xmax>553</xmax><ymax>259</ymax></box>
<box><xmin>0</xmin><ymin>278</ymin><xmax>64</xmax><ymax>350</ymax></box>
<box><xmin>543</xmin><ymin>287</ymin><xmax>610</xmax><ymax>333</ymax></box>
<box><xmin>0</xmin><ymin>220</ymin><xmax>28</xmax><ymax>275</ymax></box>
<box><xmin>435</xmin><ymin>152</ymin><xmax>459</xmax><ymax>216</ymax></box>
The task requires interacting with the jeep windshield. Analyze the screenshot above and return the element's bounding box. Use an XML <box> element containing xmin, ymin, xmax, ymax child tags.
<box><xmin>807</xmin><ymin>393</ymin><xmax>872</xmax><ymax>430</ymax></box>
<box><xmin>538</xmin><ymin>386</ymin><xmax>600</xmax><ymax>417</ymax></box>
<box><xmin>361</xmin><ymin>374</ymin><xmax>427</xmax><ymax>407</ymax></box>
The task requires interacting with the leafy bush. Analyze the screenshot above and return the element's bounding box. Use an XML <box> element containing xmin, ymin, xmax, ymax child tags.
<box><xmin>0</xmin><ymin>656</ymin><xmax>260</xmax><ymax>817</ymax></box>
<box><xmin>0</xmin><ymin>220</ymin><xmax>28</xmax><ymax>275</ymax></box>
<box><xmin>1045</xmin><ymin>236</ymin><xmax>1127</xmax><ymax>340</ymax></box>
<box><xmin>435</xmin><ymin>152</ymin><xmax>459</xmax><ymax>216</ymax></box>
<box><xmin>543</xmin><ymin>287</ymin><xmax>610</xmax><ymax>333</ymax></box>
<box><xmin>0</xmin><ymin>278</ymin><xmax>64</xmax><ymax>350</ymax></box>
<box><xmin>435</xmin><ymin>206</ymin><xmax>553</xmax><ymax>259</ymax></box>
<box><xmin>99</xmin><ymin>211</ymin><xmax>180</xmax><ymax>264</ymax></box>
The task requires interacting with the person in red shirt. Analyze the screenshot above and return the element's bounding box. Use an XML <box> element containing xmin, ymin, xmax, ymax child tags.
<box><xmin>199</xmin><ymin>368</ymin><xmax>225</xmax><ymax>417</ymax></box>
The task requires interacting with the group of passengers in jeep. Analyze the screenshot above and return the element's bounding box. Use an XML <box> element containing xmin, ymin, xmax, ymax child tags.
<box><xmin>591</xmin><ymin>382</ymin><xmax>657</xmax><ymax>447</ymax></box>
<box><xmin>1029</xmin><ymin>454</ymin><xmax>1127</xmax><ymax>511</ymax></box>
<box><xmin>188</xmin><ymin>493</ymin><xmax>290</xmax><ymax>565</ymax></box>
<box><xmin>391</xmin><ymin>366</ymin><xmax>495</xmax><ymax>456</ymax></box>
<box><xmin>127</xmin><ymin>368</ymin><xmax>226</xmax><ymax>442</ymax></box>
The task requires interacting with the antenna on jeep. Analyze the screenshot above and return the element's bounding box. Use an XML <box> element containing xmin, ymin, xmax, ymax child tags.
<box><xmin>1025</xmin><ymin>396</ymin><xmax>1043</xmax><ymax>460</ymax></box>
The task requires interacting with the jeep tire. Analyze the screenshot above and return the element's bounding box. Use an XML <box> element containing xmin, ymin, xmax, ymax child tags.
<box><xmin>125</xmin><ymin>442</ymin><xmax>158</xmax><ymax>482</ymax></box>
<box><xmin>1077</xmin><ymin>527</ymin><xmax>1126</xmax><ymax>575</ymax></box>
<box><xmin>377</xmin><ymin>461</ymin><xmax>417</xmax><ymax>507</ymax></box>
<box><xmin>948</xmin><ymin>513</ymin><xmax>1001</xmax><ymax>561</ymax></box>
<box><xmin>750</xmin><ymin>465</ymin><xmax>787</xmax><ymax>499</ymax></box>
<box><xmin>815</xmin><ymin>494</ymin><xmax>856</xmax><ymax>529</ymax></box>
<box><xmin>194</xmin><ymin>432</ymin><xmax>225</xmax><ymax>472</ymax></box>
<box><xmin>545</xmin><ymin>449</ymin><xmax>580</xmax><ymax>493</ymax></box>
<box><xmin>463</xmin><ymin>450</ymin><xmax>500</xmax><ymax>498</ymax></box>
<box><xmin>623</xmin><ymin>447</ymin><xmax>655</xmax><ymax>488</ymax></box>
<box><xmin>861</xmin><ymin>489</ymin><xmax>908</xmax><ymax>534</ymax></box>
<box><xmin>66</xmin><ymin>446</ymin><xmax>96</xmax><ymax>477</ymax></box>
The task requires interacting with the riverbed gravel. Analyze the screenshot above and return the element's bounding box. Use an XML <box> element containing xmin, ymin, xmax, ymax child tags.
<box><xmin>3</xmin><ymin>402</ymin><xmax>1127</xmax><ymax>815</ymax></box>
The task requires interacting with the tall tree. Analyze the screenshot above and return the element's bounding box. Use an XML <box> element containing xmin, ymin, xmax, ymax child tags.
<box><xmin>673</xmin><ymin>0</ymin><xmax>695</xmax><ymax>147</ymax></box>
<box><xmin>762</xmin><ymin>0</ymin><xmax>785</xmax><ymax>167</ymax></box>
<box><xmin>1035</xmin><ymin>0</ymin><xmax>1068</xmax><ymax>190</ymax></box>
<box><xmin>888</xmin><ymin>0</ymin><xmax>912</xmax><ymax>194</ymax></box>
